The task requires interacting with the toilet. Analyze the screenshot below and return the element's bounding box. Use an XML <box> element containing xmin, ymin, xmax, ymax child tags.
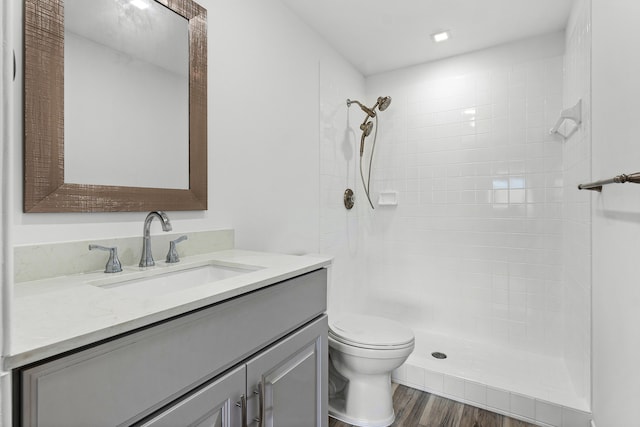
<box><xmin>328</xmin><ymin>314</ymin><xmax>415</xmax><ymax>427</ymax></box>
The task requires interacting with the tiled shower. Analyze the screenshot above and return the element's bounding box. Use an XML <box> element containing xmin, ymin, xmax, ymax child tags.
<box><xmin>321</xmin><ymin>1</ymin><xmax>591</xmax><ymax>425</ymax></box>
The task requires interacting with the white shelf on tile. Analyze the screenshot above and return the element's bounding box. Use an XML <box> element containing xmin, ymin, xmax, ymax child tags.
<box><xmin>377</xmin><ymin>191</ymin><xmax>398</xmax><ymax>206</ymax></box>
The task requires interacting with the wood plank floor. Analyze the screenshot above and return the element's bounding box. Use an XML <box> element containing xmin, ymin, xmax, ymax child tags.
<box><xmin>328</xmin><ymin>384</ymin><xmax>538</xmax><ymax>427</ymax></box>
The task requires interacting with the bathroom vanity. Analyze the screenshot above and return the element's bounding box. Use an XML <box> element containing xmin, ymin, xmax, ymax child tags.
<box><xmin>7</xmin><ymin>247</ymin><xmax>330</xmax><ymax>427</ymax></box>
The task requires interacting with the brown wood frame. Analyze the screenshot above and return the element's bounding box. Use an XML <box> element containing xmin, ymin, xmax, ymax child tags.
<box><xmin>24</xmin><ymin>0</ymin><xmax>207</xmax><ymax>212</ymax></box>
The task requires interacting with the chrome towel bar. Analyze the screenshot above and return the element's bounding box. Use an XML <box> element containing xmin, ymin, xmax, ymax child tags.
<box><xmin>578</xmin><ymin>172</ymin><xmax>640</xmax><ymax>192</ymax></box>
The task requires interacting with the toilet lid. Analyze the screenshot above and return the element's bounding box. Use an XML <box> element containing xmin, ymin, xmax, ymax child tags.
<box><xmin>329</xmin><ymin>314</ymin><xmax>414</xmax><ymax>348</ymax></box>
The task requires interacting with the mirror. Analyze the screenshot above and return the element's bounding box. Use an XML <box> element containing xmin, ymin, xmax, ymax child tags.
<box><xmin>65</xmin><ymin>0</ymin><xmax>190</xmax><ymax>190</ymax></box>
<box><xmin>24</xmin><ymin>0</ymin><xmax>207</xmax><ymax>212</ymax></box>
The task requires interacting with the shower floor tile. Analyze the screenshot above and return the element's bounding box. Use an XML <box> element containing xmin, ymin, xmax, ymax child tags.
<box><xmin>402</xmin><ymin>329</ymin><xmax>589</xmax><ymax>413</ymax></box>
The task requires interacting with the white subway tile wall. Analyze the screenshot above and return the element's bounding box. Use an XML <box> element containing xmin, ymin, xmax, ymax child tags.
<box><xmin>363</xmin><ymin>44</ymin><xmax>566</xmax><ymax>353</ymax></box>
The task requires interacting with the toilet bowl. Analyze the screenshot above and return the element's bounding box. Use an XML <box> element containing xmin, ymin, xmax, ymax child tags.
<box><xmin>328</xmin><ymin>314</ymin><xmax>415</xmax><ymax>427</ymax></box>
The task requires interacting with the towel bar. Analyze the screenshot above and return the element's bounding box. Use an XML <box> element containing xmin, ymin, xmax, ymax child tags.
<box><xmin>578</xmin><ymin>172</ymin><xmax>640</xmax><ymax>192</ymax></box>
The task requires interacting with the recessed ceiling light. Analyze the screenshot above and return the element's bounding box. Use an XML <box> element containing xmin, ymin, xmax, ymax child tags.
<box><xmin>130</xmin><ymin>0</ymin><xmax>150</xmax><ymax>10</ymax></box>
<box><xmin>431</xmin><ymin>31</ymin><xmax>450</xmax><ymax>43</ymax></box>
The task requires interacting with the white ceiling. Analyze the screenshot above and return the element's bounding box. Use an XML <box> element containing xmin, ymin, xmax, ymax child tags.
<box><xmin>281</xmin><ymin>0</ymin><xmax>575</xmax><ymax>76</ymax></box>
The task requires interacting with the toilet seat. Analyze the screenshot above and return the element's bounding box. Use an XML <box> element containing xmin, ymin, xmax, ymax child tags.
<box><xmin>329</xmin><ymin>314</ymin><xmax>414</xmax><ymax>350</ymax></box>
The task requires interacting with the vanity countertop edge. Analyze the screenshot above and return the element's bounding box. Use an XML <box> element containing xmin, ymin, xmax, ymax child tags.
<box><xmin>4</xmin><ymin>249</ymin><xmax>332</xmax><ymax>370</ymax></box>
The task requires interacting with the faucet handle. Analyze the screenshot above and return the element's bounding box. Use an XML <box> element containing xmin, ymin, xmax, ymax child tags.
<box><xmin>166</xmin><ymin>235</ymin><xmax>188</xmax><ymax>264</ymax></box>
<box><xmin>89</xmin><ymin>244</ymin><xmax>123</xmax><ymax>273</ymax></box>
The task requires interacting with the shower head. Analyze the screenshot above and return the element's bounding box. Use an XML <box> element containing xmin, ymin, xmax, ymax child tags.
<box><xmin>377</xmin><ymin>96</ymin><xmax>392</xmax><ymax>111</ymax></box>
<box><xmin>349</xmin><ymin>95</ymin><xmax>392</xmax><ymax>157</ymax></box>
<box><xmin>347</xmin><ymin>96</ymin><xmax>392</xmax><ymax>117</ymax></box>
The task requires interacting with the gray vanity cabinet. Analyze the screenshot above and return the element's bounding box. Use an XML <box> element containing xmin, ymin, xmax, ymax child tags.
<box><xmin>16</xmin><ymin>269</ymin><xmax>328</xmax><ymax>427</ymax></box>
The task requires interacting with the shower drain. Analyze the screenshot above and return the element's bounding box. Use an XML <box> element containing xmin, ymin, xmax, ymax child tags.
<box><xmin>431</xmin><ymin>352</ymin><xmax>447</xmax><ymax>359</ymax></box>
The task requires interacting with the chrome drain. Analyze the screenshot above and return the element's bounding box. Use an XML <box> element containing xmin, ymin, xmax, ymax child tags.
<box><xmin>431</xmin><ymin>352</ymin><xmax>447</xmax><ymax>359</ymax></box>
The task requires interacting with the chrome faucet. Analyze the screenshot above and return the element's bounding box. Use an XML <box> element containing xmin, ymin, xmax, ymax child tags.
<box><xmin>139</xmin><ymin>211</ymin><xmax>172</xmax><ymax>267</ymax></box>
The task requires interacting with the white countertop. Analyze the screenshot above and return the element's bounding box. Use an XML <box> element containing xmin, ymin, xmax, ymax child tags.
<box><xmin>5</xmin><ymin>250</ymin><xmax>332</xmax><ymax>370</ymax></box>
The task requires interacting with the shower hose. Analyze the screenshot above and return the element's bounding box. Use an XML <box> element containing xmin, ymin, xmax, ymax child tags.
<box><xmin>360</xmin><ymin>114</ymin><xmax>378</xmax><ymax>209</ymax></box>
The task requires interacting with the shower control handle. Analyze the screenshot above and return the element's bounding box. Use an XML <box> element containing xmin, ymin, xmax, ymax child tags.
<box><xmin>344</xmin><ymin>189</ymin><xmax>355</xmax><ymax>210</ymax></box>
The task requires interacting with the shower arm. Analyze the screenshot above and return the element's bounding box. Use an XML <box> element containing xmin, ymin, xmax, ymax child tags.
<box><xmin>347</xmin><ymin>99</ymin><xmax>377</xmax><ymax>118</ymax></box>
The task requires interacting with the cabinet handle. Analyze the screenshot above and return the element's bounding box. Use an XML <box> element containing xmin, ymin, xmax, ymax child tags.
<box><xmin>252</xmin><ymin>389</ymin><xmax>260</xmax><ymax>425</ymax></box>
<box><xmin>236</xmin><ymin>394</ymin><xmax>248</xmax><ymax>427</ymax></box>
<box><xmin>253</xmin><ymin>383</ymin><xmax>265</xmax><ymax>427</ymax></box>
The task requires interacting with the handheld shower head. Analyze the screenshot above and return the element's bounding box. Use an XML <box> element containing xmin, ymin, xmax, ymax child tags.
<box><xmin>359</xmin><ymin>121</ymin><xmax>373</xmax><ymax>156</ymax></box>
<box><xmin>360</xmin><ymin>121</ymin><xmax>373</xmax><ymax>137</ymax></box>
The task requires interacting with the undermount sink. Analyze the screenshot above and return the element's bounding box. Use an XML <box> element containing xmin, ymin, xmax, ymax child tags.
<box><xmin>89</xmin><ymin>263</ymin><xmax>261</xmax><ymax>297</ymax></box>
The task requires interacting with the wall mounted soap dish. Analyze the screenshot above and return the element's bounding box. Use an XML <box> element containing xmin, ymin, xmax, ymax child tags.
<box><xmin>378</xmin><ymin>191</ymin><xmax>398</xmax><ymax>206</ymax></box>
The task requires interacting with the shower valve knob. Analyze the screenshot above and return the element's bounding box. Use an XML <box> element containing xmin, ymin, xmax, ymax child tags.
<box><xmin>344</xmin><ymin>189</ymin><xmax>355</xmax><ymax>210</ymax></box>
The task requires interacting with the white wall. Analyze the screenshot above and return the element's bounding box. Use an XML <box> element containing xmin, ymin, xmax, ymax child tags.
<box><xmin>207</xmin><ymin>0</ymin><xmax>325</xmax><ymax>254</ymax></box>
<box><xmin>319</xmin><ymin>53</ymin><xmax>366</xmax><ymax>318</ymax></box>
<box><xmin>591</xmin><ymin>0</ymin><xmax>640</xmax><ymax>425</ymax></box>
<box><xmin>562</xmin><ymin>0</ymin><xmax>592</xmax><ymax>407</ymax></box>
<box><xmin>360</xmin><ymin>33</ymin><xmax>566</xmax><ymax>355</ymax></box>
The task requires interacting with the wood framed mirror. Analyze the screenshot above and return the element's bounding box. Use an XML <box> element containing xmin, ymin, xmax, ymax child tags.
<box><xmin>24</xmin><ymin>0</ymin><xmax>207</xmax><ymax>212</ymax></box>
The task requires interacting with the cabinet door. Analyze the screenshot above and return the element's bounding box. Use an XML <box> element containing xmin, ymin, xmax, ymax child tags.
<box><xmin>246</xmin><ymin>316</ymin><xmax>327</xmax><ymax>427</ymax></box>
<box><xmin>137</xmin><ymin>365</ymin><xmax>245</xmax><ymax>427</ymax></box>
